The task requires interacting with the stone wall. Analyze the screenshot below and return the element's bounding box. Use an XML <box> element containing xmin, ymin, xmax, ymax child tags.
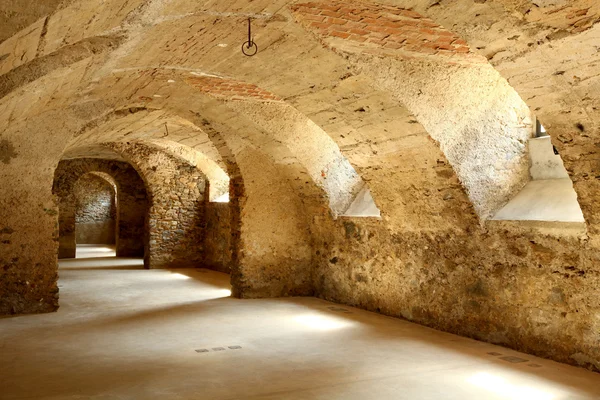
<box><xmin>311</xmin><ymin>215</ymin><xmax>600</xmax><ymax>372</ymax></box>
<box><xmin>53</xmin><ymin>159</ymin><xmax>148</xmax><ymax>259</ymax></box>
<box><xmin>108</xmin><ymin>142</ymin><xmax>208</xmax><ymax>269</ymax></box>
<box><xmin>74</xmin><ymin>173</ymin><xmax>116</xmax><ymax>244</ymax></box>
<box><xmin>203</xmin><ymin>202</ymin><xmax>232</xmax><ymax>274</ymax></box>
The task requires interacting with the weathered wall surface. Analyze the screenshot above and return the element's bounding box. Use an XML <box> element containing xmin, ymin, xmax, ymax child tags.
<box><xmin>2</xmin><ymin>0</ymin><xmax>600</xmax><ymax>373</ymax></box>
<box><xmin>109</xmin><ymin>142</ymin><xmax>207</xmax><ymax>269</ymax></box>
<box><xmin>203</xmin><ymin>202</ymin><xmax>232</xmax><ymax>274</ymax></box>
<box><xmin>0</xmin><ymin>0</ymin><xmax>65</xmax><ymax>44</ymax></box>
<box><xmin>74</xmin><ymin>173</ymin><xmax>116</xmax><ymax>244</ymax></box>
<box><xmin>315</xmin><ymin>216</ymin><xmax>600</xmax><ymax>371</ymax></box>
<box><xmin>53</xmin><ymin>159</ymin><xmax>148</xmax><ymax>259</ymax></box>
<box><xmin>291</xmin><ymin>1</ymin><xmax>534</xmax><ymax>219</ymax></box>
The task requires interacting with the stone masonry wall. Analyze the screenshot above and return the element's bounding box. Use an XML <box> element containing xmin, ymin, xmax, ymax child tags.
<box><xmin>53</xmin><ymin>159</ymin><xmax>148</xmax><ymax>260</ymax></box>
<box><xmin>203</xmin><ymin>202</ymin><xmax>232</xmax><ymax>274</ymax></box>
<box><xmin>109</xmin><ymin>142</ymin><xmax>208</xmax><ymax>269</ymax></box>
<box><xmin>313</xmin><ymin>216</ymin><xmax>600</xmax><ymax>372</ymax></box>
<box><xmin>74</xmin><ymin>173</ymin><xmax>116</xmax><ymax>244</ymax></box>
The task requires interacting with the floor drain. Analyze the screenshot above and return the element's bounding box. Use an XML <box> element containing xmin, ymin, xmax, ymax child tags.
<box><xmin>487</xmin><ymin>352</ymin><xmax>503</xmax><ymax>356</ymax></box>
<box><xmin>500</xmin><ymin>356</ymin><xmax>528</xmax><ymax>364</ymax></box>
<box><xmin>195</xmin><ymin>346</ymin><xmax>242</xmax><ymax>353</ymax></box>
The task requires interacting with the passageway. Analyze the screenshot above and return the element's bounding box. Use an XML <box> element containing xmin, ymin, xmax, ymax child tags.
<box><xmin>0</xmin><ymin>247</ymin><xmax>598</xmax><ymax>400</ymax></box>
<box><xmin>2</xmin><ymin>0</ymin><xmax>600</xmax><ymax>391</ymax></box>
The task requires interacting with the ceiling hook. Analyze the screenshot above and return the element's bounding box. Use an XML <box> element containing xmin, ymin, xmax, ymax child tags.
<box><xmin>242</xmin><ymin>17</ymin><xmax>258</xmax><ymax>56</ymax></box>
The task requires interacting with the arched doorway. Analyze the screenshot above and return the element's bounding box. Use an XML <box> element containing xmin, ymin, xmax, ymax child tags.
<box><xmin>53</xmin><ymin>158</ymin><xmax>149</xmax><ymax>267</ymax></box>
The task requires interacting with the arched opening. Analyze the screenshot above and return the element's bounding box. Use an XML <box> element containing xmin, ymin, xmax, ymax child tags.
<box><xmin>73</xmin><ymin>172</ymin><xmax>118</xmax><ymax>259</ymax></box>
<box><xmin>53</xmin><ymin>158</ymin><xmax>150</xmax><ymax>268</ymax></box>
<box><xmin>491</xmin><ymin>117</ymin><xmax>585</xmax><ymax>226</ymax></box>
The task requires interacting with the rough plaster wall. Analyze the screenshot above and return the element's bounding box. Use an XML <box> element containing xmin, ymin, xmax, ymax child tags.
<box><xmin>228</xmin><ymin>101</ymin><xmax>365</xmax><ymax>216</ymax></box>
<box><xmin>74</xmin><ymin>173</ymin><xmax>116</xmax><ymax>244</ymax></box>
<box><xmin>0</xmin><ymin>0</ymin><xmax>65</xmax><ymax>44</ymax></box>
<box><xmin>292</xmin><ymin>1</ymin><xmax>534</xmax><ymax>219</ymax></box>
<box><xmin>108</xmin><ymin>142</ymin><xmax>207</xmax><ymax>269</ymax></box>
<box><xmin>233</xmin><ymin>147</ymin><xmax>315</xmax><ymax>298</ymax></box>
<box><xmin>396</xmin><ymin>0</ymin><xmax>600</xmax><ymax>238</ymax></box>
<box><xmin>203</xmin><ymin>202</ymin><xmax>232</xmax><ymax>274</ymax></box>
<box><xmin>357</xmin><ymin>57</ymin><xmax>534</xmax><ymax>219</ymax></box>
<box><xmin>53</xmin><ymin>159</ymin><xmax>148</xmax><ymax>259</ymax></box>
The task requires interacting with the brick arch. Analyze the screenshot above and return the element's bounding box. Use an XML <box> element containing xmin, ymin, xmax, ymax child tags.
<box><xmin>52</xmin><ymin>158</ymin><xmax>149</xmax><ymax>264</ymax></box>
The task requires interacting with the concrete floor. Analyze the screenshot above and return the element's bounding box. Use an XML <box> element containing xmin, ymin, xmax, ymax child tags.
<box><xmin>1</xmin><ymin>247</ymin><xmax>599</xmax><ymax>399</ymax></box>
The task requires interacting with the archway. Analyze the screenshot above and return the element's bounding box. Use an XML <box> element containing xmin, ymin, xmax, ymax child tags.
<box><xmin>53</xmin><ymin>158</ymin><xmax>150</xmax><ymax>267</ymax></box>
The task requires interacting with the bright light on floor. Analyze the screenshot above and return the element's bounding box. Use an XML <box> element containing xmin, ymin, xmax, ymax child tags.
<box><xmin>169</xmin><ymin>273</ymin><xmax>191</xmax><ymax>280</ymax></box>
<box><xmin>293</xmin><ymin>314</ymin><xmax>354</xmax><ymax>331</ymax></box>
<box><xmin>78</xmin><ymin>246</ymin><xmax>115</xmax><ymax>253</ymax></box>
<box><xmin>467</xmin><ymin>372</ymin><xmax>555</xmax><ymax>400</ymax></box>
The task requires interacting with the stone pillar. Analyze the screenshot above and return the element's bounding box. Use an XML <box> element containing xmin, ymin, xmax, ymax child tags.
<box><xmin>110</xmin><ymin>143</ymin><xmax>207</xmax><ymax>268</ymax></box>
<box><xmin>0</xmin><ymin>140</ymin><xmax>61</xmax><ymax>315</ymax></box>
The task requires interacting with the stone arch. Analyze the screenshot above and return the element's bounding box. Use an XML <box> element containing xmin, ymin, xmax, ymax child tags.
<box><xmin>62</xmin><ymin>92</ymin><xmax>330</xmax><ymax>296</ymax></box>
<box><xmin>52</xmin><ymin>158</ymin><xmax>149</xmax><ymax>265</ymax></box>
<box><xmin>291</xmin><ymin>1</ymin><xmax>536</xmax><ymax>220</ymax></box>
<box><xmin>374</xmin><ymin>0</ymin><xmax>600</xmax><ymax>235</ymax></box>
<box><xmin>65</xmin><ymin>71</ymin><xmax>377</xmax><ymax>218</ymax></box>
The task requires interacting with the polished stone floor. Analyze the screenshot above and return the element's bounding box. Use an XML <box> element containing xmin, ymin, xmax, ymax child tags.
<box><xmin>1</xmin><ymin>246</ymin><xmax>599</xmax><ymax>399</ymax></box>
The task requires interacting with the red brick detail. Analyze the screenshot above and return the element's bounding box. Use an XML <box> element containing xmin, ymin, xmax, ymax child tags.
<box><xmin>186</xmin><ymin>76</ymin><xmax>282</xmax><ymax>102</ymax></box>
<box><xmin>291</xmin><ymin>1</ymin><xmax>471</xmax><ymax>58</ymax></box>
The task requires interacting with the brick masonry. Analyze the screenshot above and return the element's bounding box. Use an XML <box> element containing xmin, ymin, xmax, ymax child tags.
<box><xmin>186</xmin><ymin>76</ymin><xmax>282</xmax><ymax>102</ymax></box>
<box><xmin>291</xmin><ymin>1</ymin><xmax>472</xmax><ymax>58</ymax></box>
